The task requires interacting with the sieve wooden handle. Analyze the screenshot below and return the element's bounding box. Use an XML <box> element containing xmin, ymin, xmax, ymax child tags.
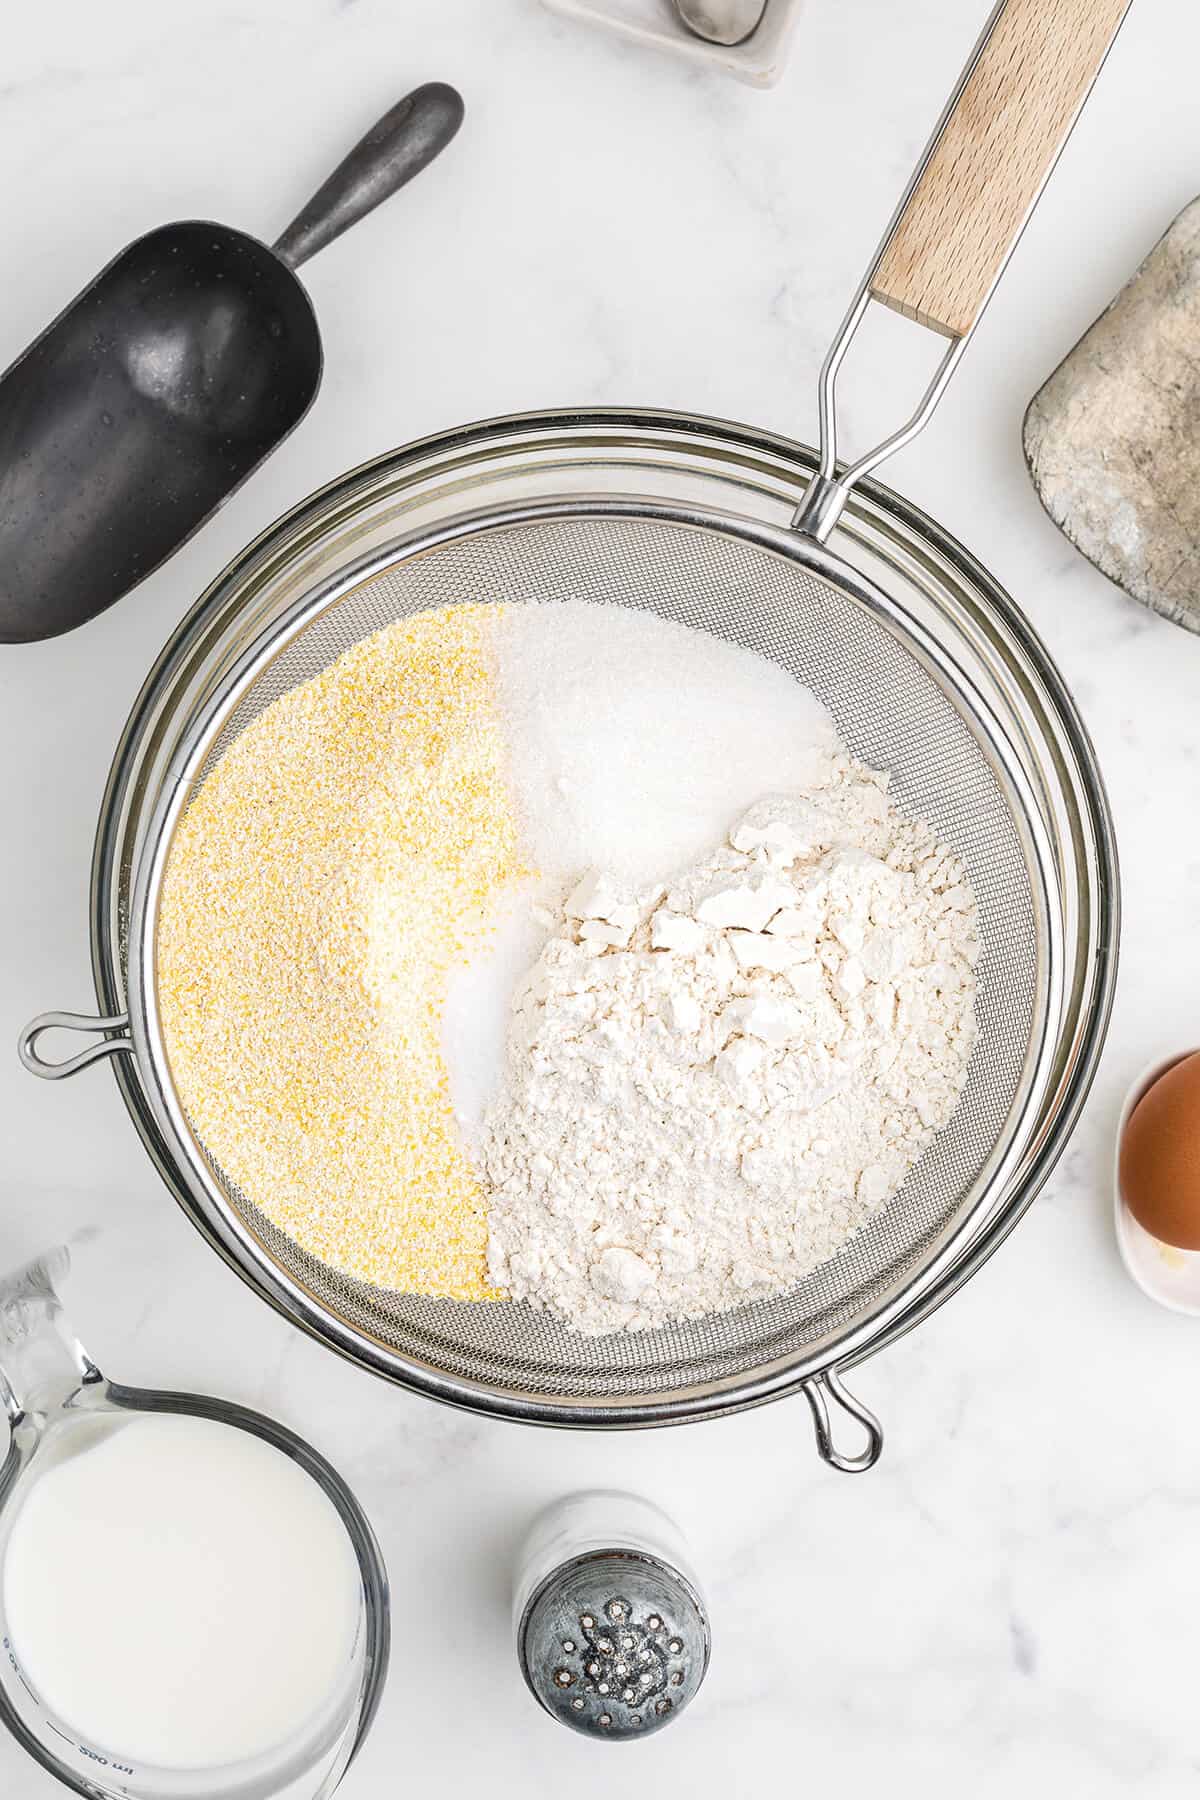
<box><xmin>869</xmin><ymin>0</ymin><xmax>1131</xmax><ymax>339</ymax></box>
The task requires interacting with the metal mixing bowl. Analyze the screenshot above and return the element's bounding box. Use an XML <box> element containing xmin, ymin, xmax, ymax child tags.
<box><xmin>61</xmin><ymin>410</ymin><xmax>1117</xmax><ymax>1462</ymax></box>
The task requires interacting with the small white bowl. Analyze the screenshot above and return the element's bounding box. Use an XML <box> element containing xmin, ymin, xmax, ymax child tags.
<box><xmin>1114</xmin><ymin>1052</ymin><xmax>1200</xmax><ymax>1316</ymax></box>
<box><xmin>540</xmin><ymin>0</ymin><xmax>803</xmax><ymax>89</ymax></box>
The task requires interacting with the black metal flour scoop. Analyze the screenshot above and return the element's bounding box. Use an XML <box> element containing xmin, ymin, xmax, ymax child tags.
<box><xmin>0</xmin><ymin>82</ymin><xmax>464</xmax><ymax>644</ymax></box>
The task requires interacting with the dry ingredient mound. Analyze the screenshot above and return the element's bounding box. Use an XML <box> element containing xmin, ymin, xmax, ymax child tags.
<box><xmin>158</xmin><ymin>603</ymin><xmax>526</xmax><ymax>1300</ymax></box>
<box><xmin>482</xmin><ymin>754</ymin><xmax>979</xmax><ymax>1334</ymax></box>
<box><xmin>441</xmin><ymin>601</ymin><xmax>838</xmax><ymax>1138</ymax></box>
<box><xmin>158</xmin><ymin>593</ymin><xmax>978</xmax><ymax>1328</ymax></box>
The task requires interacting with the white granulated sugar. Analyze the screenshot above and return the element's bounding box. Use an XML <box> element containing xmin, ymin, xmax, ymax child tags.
<box><xmin>441</xmin><ymin>878</ymin><xmax>549</xmax><ymax>1144</ymax></box>
<box><xmin>493</xmin><ymin>602</ymin><xmax>838</xmax><ymax>887</ymax></box>
<box><xmin>481</xmin><ymin>754</ymin><xmax>980</xmax><ymax>1335</ymax></box>
<box><xmin>443</xmin><ymin>600</ymin><xmax>838</xmax><ymax>1134</ymax></box>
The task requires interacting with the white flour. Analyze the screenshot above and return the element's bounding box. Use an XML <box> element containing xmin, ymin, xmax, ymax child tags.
<box><xmin>482</xmin><ymin>750</ymin><xmax>979</xmax><ymax>1334</ymax></box>
<box><xmin>443</xmin><ymin>601</ymin><xmax>838</xmax><ymax>1140</ymax></box>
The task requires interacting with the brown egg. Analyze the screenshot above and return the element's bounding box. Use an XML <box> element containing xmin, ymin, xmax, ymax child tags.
<box><xmin>1120</xmin><ymin>1050</ymin><xmax>1200</xmax><ymax>1250</ymax></box>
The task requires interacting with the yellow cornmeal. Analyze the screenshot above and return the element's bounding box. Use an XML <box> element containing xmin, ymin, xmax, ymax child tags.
<box><xmin>157</xmin><ymin>604</ymin><xmax>526</xmax><ymax>1299</ymax></box>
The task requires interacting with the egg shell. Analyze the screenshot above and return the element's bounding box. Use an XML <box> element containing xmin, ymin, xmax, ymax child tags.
<box><xmin>1119</xmin><ymin>1049</ymin><xmax>1200</xmax><ymax>1251</ymax></box>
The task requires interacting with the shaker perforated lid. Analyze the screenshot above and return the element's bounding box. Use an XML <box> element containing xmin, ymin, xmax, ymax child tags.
<box><xmin>518</xmin><ymin>1547</ymin><xmax>709</xmax><ymax>1740</ymax></box>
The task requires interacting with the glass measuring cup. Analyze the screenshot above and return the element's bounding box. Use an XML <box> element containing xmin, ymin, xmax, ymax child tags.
<box><xmin>0</xmin><ymin>1250</ymin><xmax>389</xmax><ymax>1800</ymax></box>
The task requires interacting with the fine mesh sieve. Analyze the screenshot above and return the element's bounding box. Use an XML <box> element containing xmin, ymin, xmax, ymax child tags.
<box><xmin>20</xmin><ymin>0</ymin><xmax>1126</xmax><ymax>1467</ymax></box>
<box><xmin>143</xmin><ymin>504</ymin><xmax>1047</xmax><ymax>1419</ymax></box>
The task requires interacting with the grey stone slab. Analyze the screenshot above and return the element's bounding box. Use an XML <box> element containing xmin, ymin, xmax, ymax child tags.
<box><xmin>1024</xmin><ymin>197</ymin><xmax>1200</xmax><ymax>632</ymax></box>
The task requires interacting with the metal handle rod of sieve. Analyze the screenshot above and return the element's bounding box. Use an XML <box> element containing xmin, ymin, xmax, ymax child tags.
<box><xmin>792</xmin><ymin>302</ymin><xmax>968</xmax><ymax>544</ymax></box>
<box><xmin>792</xmin><ymin>0</ymin><xmax>1131</xmax><ymax>544</ymax></box>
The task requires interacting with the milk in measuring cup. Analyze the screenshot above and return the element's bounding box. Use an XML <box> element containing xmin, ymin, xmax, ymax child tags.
<box><xmin>2</xmin><ymin>1411</ymin><xmax>362</xmax><ymax>1769</ymax></box>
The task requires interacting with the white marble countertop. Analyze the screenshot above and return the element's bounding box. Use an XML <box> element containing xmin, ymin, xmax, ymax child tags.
<box><xmin>1</xmin><ymin>2</ymin><xmax>1196</xmax><ymax>1794</ymax></box>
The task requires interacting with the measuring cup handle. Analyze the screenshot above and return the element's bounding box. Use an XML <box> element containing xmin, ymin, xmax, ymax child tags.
<box><xmin>0</xmin><ymin>1250</ymin><xmax>99</xmax><ymax>1425</ymax></box>
<box><xmin>272</xmin><ymin>82</ymin><xmax>465</xmax><ymax>272</ymax></box>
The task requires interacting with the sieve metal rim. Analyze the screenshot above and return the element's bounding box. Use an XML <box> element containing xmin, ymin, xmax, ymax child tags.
<box><xmin>72</xmin><ymin>410</ymin><xmax>1118</xmax><ymax>1451</ymax></box>
<box><xmin>121</xmin><ymin>491</ymin><xmax>1059</xmax><ymax>1424</ymax></box>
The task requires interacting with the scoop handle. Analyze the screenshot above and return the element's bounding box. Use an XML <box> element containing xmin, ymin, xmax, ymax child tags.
<box><xmin>869</xmin><ymin>0</ymin><xmax>1130</xmax><ymax>339</ymax></box>
<box><xmin>272</xmin><ymin>82</ymin><xmax>465</xmax><ymax>272</ymax></box>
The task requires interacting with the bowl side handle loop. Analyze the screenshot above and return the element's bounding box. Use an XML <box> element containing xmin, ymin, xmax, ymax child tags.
<box><xmin>802</xmin><ymin>1367</ymin><xmax>884</xmax><ymax>1473</ymax></box>
<box><xmin>18</xmin><ymin>1010</ymin><xmax>134</xmax><ymax>1080</ymax></box>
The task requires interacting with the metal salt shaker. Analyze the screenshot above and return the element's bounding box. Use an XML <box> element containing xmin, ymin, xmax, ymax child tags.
<box><xmin>514</xmin><ymin>1492</ymin><xmax>710</xmax><ymax>1740</ymax></box>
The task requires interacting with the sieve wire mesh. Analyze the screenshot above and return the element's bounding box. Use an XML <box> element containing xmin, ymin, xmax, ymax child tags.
<box><xmin>173</xmin><ymin>514</ymin><xmax>1040</xmax><ymax>1401</ymax></box>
